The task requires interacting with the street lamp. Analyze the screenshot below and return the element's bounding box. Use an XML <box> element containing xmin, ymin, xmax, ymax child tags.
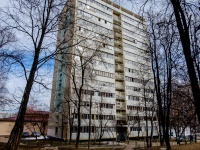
<box><xmin>88</xmin><ymin>89</ymin><xmax>98</xmax><ymax>149</ymax></box>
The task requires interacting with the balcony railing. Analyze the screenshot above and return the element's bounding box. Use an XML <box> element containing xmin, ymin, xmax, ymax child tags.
<box><xmin>115</xmin><ymin>64</ymin><xmax>123</xmax><ymax>72</ymax></box>
<box><xmin>113</xmin><ymin>16</ymin><xmax>121</xmax><ymax>22</ymax></box>
<box><xmin>115</xmin><ymin>56</ymin><xmax>123</xmax><ymax>62</ymax></box>
<box><xmin>114</xmin><ymin>47</ymin><xmax>123</xmax><ymax>54</ymax></box>
<box><xmin>115</xmin><ymin>83</ymin><xmax>125</xmax><ymax>91</ymax></box>
<box><xmin>113</xmin><ymin>24</ymin><xmax>121</xmax><ymax>30</ymax></box>
<box><xmin>116</xmin><ymin>104</ymin><xmax>126</xmax><ymax>110</ymax></box>
<box><xmin>114</xmin><ymin>32</ymin><xmax>122</xmax><ymax>38</ymax></box>
<box><xmin>114</xmin><ymin>39</ymin><xmax>122</xmax><ymax>45</ymax></box>
<box><xmin>116</xmin><ymin>114</ymin><xmax>127</xmax><ymax>120</ymax></box>
<box><xmin>115</xmin><ymin>73</ymin><xmax>124</xmax><ymax>81</ymax></box>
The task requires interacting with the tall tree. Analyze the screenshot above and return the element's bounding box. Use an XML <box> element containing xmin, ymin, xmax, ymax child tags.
<box><xmin>170</xmin><ymin>0</ymin><xmax>200</xmax><ymax>123</ymax></box>
<box><xmin>0</xmin><ymin>26</ymin><xmax>15</xmax><ymax>109</ymax></box>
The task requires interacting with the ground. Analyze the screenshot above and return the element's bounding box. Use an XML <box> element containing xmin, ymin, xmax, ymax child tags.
<box><xmin>1</xmin><ymin>137</ymin><xmax>200</xmax><ymax>150</ymax></box>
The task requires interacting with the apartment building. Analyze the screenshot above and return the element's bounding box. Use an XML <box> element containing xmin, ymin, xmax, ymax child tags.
<box><xmin>48</xmin><ymin>0</ymin><xmax>158</xmax><ymax>141</ymax></box>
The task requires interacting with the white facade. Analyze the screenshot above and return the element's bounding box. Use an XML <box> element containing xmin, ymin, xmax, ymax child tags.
<box><xmin>48</xmin><ymin>0</ymin><xmax>158</xmax><ymax>140</ymax></box>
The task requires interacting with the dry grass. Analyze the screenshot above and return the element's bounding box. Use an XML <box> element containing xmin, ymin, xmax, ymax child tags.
<box><xmin>147</xmin><ymin>142</ymin><xmax>200</xmax><ymax>150</ymax></box>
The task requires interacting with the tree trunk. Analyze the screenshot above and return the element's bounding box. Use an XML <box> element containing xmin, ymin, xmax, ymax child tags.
<box><xmin>5</xmin><ymin>50</ymin><xmax>40</xmax><ymax>150</ymax></box>
<box><xmin>170</xmin><ymin>0</ymin><xmax>200</xmax><ymax>123</ymax></box>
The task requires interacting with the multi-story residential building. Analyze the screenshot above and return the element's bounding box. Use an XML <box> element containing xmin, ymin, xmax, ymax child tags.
<box><xmin>48</xmin><ymin>0</ymin><xmax>158</xmax><ymax>141</ymax></box>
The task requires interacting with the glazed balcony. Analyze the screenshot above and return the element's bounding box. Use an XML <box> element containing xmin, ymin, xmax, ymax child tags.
<box><xmin>114</xmin><ymin>40</ymin><xmax>122</xmax><ymax>46</ymax></box>
<box><xmin>116</xmin><ymin>103</ymin><xmax>126</xmax><ymax>110</ymax></box>
<box><xmin>115</xmin><ymin>64</ymin><xmax>124</xmax><ymax>72</ymax></box>
<box><xmin>114</xmin><ymin>47</ymin><xmax>123</xmax><ymax>54</ymax></box>
<box><xmin>113</xmin><ymin>16</ymin><xmax>121</xmax><ymax>22</ymax></box>
<box><xmin>116</xmin><ymin>114</ymin><xmax>127</xmax><ymax>120</ymax></box>
<box><xmin>115</xmin><ymin>73</ymin><xmax>124</xmax><ymax>81</ymax></box>
<box><xmin>115</xmin><ymin>56</ymin><xmax>123</xmax><ymax>63</ymax></box>
<box><xmin>115</xmin><ymin>82</ymin><xmax>124</xmax><ymax>90</ymax></box>
<box><xmin>113</xmin><ymin>24</ymin><xmax>121</xmax><ymax>30</ymax></box>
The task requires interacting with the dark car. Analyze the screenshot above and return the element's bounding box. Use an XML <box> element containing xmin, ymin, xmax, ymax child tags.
<box><xmin>31</xmin><ymin>132</ymin><xmax>40</xmax><ymax>137</ymax></box>
<box><xmin>177</xmin><ymin>136</ymin><xmax>188</xmax><ymax>142</ymax></box>
<box><xmin>22</xmin><ymin>132</ymin><xmax>30</xmax><ymax>137</ymax></box>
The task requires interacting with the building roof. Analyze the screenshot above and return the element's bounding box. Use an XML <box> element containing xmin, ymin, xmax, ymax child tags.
<box><xmin>0</xmin><ymin>110</ymin><xmax>49</xmax><ymax>122</ymax></box>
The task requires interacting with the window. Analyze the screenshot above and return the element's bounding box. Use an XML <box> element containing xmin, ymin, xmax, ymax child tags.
<box><xmin>98</xmin><ymin>18</ymin><xmax>101</xmax><ymax>21</ymax></box>
<box><xmin>55</xmin><ymin>127</ymin><xmax>58</xmax><ymax>135</ymax></box>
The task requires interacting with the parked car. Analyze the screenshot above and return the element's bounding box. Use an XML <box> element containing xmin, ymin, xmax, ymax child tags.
<box><xmin>31</xmin><ymin>132</ymin><xmax>40</xmax><ymax>137</ymax></box>
<box><xmin>22</xmin><ymin>132</ymin><xmax>30</xmax><ymax>137</ymax></box>
<box><xmin>177</xmin><ymin>136</ymin><xmax>189</xmax><ymax>142</ymax></box>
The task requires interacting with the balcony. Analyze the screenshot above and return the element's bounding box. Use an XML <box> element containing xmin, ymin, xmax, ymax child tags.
<box><xmin>116</xmin><ymin>114</ymin><xmax>127</xmax><ymax>120</ymax></box>
<box><xmin>115</xmin><ymin>56</ymin><xmax>123</xmax><ymax>63</ymax></box>
<box><xmin>114</xmin><ymin>32</ymin><xmax>122</xmax><ymax>39</ymax></box>
<box><xmin>114</xmin><ymin>47</ymin><xmax>123</xmax><ymax>54</ymax></box>
<box><xmin>113</xmin><ymin>16</ymin><xmax>121</xmax><ymax>22</ymax></box>
<box><xmin>116</xmin><ymin>92</ymin><xmax>125</xmax><ymax>100</ymax></box>
<box><xmin>115</xmin><ymin>73</ymin><xmax>124</xmax><ymax>81</ymax></box>
<box><xmin>115</xmin><ymin>82</ymin><xmax>124</xmax><ymax>90</ymax></box>
<box><xmin>113</xmin><ymin>24</ymin><xmax>121</xmax><ymax>30</ymax></box>
<box><xmin>116</xmin><ymin>103</ymin><xmax>126</xmax><ymax>110</ymax></box>
<box><xmin>114</xmin><ymin>40</ymin><xmax>122</xmax><ymax>46</ymax></box>
<box><xmin>115</xmin><ymin>64</ymin><xmax>124</xmax><ymax>72</ymax></box>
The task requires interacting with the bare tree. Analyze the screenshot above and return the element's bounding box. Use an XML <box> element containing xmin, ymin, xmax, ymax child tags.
<box><xmin>170</xmin><ymin>83</ymin><xmax>195</xmax><ymax>145</ymax></box>
<box><xmin>169</xmin><ymin>0</ymin><xmax>200</xmax><ymax>123</ymax></box>
<box><xmin>0</xmin><ymin>26</ymin><xmax>15</xmax><ymax>109</ymax></box>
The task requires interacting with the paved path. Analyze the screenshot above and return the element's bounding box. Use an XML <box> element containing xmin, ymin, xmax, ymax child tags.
<box><xmin>124</xmin><ymin>140</ymin><xmax>160</xmax><ymax>150</ymax></box>
<box><xmin>124</xmin><ymin>140</ymin><xmax>188</xmax><ymax>150</ymax></box>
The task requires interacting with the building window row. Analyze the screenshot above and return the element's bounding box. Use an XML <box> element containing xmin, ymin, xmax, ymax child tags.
<box><xmin>127</xmin><ymin>105</ymin><xmax>155</xmax><ymax>111</ymax></box>
<box><xmin>95</xmin><ymin>80</ymin><xmax>114</xmax><ymax>88</ymax></box>
<box><xmin>72</xmin><ymin>89</ymin><xmax>114</xmax><ymax>98</ymax></box>
<box><xmin>125</xmin><ymin>59</ymin><xmax>137</xmax><ymax>66</ymax></box>
<box><xmin>124</xmin><ymin>51</ymin><xmax>150</xmax><ymax>62</ymax></box>
<box><xmin>74</xmin><ymin>113</ymin><xmax>115</xmax><ymax>120</ymax></box>
<box><xmin>124</xmin><ymin>42</ymin><xmax>147</xmax><ymax>53</ymax></box>
<box><xmin>126</xmin><ymin>86</ymin><xmax>154</xmax><ymax>94</ymax></box>
<box><xmin>93</xmin><ymin>60</ymin><xmax>114</xmax><ymax>69</ymax></box>
<box><xmin>128</xmin><ymin>116</ymin><xmax>156</xmax><ymax>121</ymax></box>
<box><xmin>126</xmin><ymin>86</ymin><xmax>141</xmax><ymax>92</ymax></box>
<box><xmin>122</xmin><ymin>21</ymin><xmax>146</xmax><ymax>36</ymax></box>
<box><xmin>127</xmin><ymin>95</ymin><xmax>154</xmax><ymax>102</ymax></box>
<box><xmin>86</xmin><ymin>0</ymin><xmax>112</xmax><ymax>12</ymax></box>
<box><xmin>125</xmin><ymin>59</ymin><xmax>151</xmax><ymax>71</ymax></box>
<box><xmin>73</xmin><ymin>101</ymin><xmax>115</xmax><ymax>109</ymax></box>
<box><xmin>125</xmin><ymin>67</ymin><xmax>138</xmax><ymax>74</ymax></box>
<box><xmin>78</xmin><ymin>10</ymin><xmax>112</xmax><ymax>26</ymax></box>
<box><xmin>72</xmin><ymin>126</ymin><xmax>95</xmax><ymax>133</ymax></box>
<box><xmin>96</xmin><ymin>127</ymin><xmax>116</xmax><ymax>132</ymax></box>
<box><xmin>130</xmin><ymin>127</ymin><xmax>142</xmax><ymax>131</ymax></box>
<box><xmin>128</xmin><ymin>95</ymin><xmax>140</xmax><ymax>101</ymax></box>
<box><xmin>98</xmin><ymin>91</ymin><xmax>114</xmax><ymax>98</ymax></box>
<box><xmin>77</xmin><ymin>19</ymin><xmax>113</xmax><ymax>35</ymax></box>
<box><xmin>96</xmin><ymin>115</ymin><xmax>115</xmax><ymax>120</ymax></box>
<box><xmin>101</xmin><ymin>52</ymin><xmax>113</xmax><ymax>59</ymax></box>
<box><xmin>123</xmin><ymin>28</ymin><xmax>134</xmax><ymax>36</ymax></box>
<box><xmin>142</xmin><ymin>98</ymin><xmax>154</xmax><ymax>103</ymax></box>
<box><xmin>122</xmin><ymin>14</ymin><xmax>137</xmax><ymax>24</ymax></box>
<box><xmin>78</xmin><ymin>1</ymin><xmax>112</xmax><ymax>19</ymax></box>
<box><xmin>123</xmin><ymin>27</ymin><xmax>146</xmax><ymax>40</ymax></box>
<box><xmin>125</xmin><ymin>76</ymin><xmax>142</xmax><ymax>84</ymax></box>
<box><xmin>94</xmin><ymin>69</ymin><xmax>114</xmax><ymax>78</ymax></box>
<box><xmin>123</xmin><ymin>35</ymin><xmax>137</xmax><ymax>43</ymax></box>
<box><xmin>145</xmin><ymin>89</ymin><xmax>154</xmax><ymax>94</ymax></box>
<box><xmin>99</xmin><ymin>103</ymin><xmax>114</xmax><ymax>109</ymax></box>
